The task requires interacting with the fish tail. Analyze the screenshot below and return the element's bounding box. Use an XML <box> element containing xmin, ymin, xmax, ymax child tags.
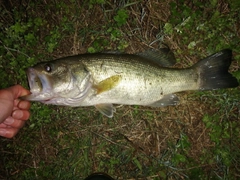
<box><xmin>194</xmin><ymin>49</ymin><xmax>239</xmax><ymax>90</ymax></box>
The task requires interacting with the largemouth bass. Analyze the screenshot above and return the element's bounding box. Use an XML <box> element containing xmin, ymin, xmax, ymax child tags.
<box><xmin>22</xmin><ymin>49</ymin><xmax>239</xmax><ymax>117</ymax></box>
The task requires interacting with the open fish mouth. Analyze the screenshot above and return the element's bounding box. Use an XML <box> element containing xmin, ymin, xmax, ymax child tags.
<box><xmin>22</xmin><ymin>68</ymin><xmax>53</xmax><ymax>101</ymax></box>
<box><xmin>27</xmin><ymin>68</ymin><xmax>42</xmax><ymax>93</ymax></box>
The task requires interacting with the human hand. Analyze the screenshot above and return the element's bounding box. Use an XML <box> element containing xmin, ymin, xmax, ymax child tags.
<box><xmin>0</xmin><ymin>85</ymin><xmax>31</xmax><ymax>138</ymax></box>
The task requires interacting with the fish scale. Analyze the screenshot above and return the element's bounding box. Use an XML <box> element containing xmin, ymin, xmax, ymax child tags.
<box><xmin>21</xmin><ymin>49</ymin><xmax>239</xmax><ymax>117</ymax></box>
<box><xmin>81</xmin><ymin>55</ymin><xmax>196</xmax><ymax>101</ymax></box>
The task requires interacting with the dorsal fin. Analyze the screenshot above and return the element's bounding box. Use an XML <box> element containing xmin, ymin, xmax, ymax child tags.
<box><xmin>136</xmin><ymin>48</ymin><xmax>176</xmax><ymax>67</ymax></box>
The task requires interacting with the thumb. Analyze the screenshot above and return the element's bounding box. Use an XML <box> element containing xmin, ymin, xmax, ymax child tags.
<box><xmin>7</xmin><ymin>85</ymin><xmax>30</xmax><ymax>99</ymax></box>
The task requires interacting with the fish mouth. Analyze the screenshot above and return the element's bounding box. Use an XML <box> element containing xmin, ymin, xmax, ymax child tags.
<box><xmin>22</xmin><ymin>68</ymin><xmax>53</xmax><ymax>101</ymax></box>
<box><xmin>27</xmin><ymin>68</ymin><xmax>42</xmax><ymax>93</ymax></box>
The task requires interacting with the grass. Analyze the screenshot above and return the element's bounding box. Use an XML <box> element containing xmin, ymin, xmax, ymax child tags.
<box><xmin>0</xmin><ymin>0</ymin><xmax>240</xmax><ymax>179</ymax></box>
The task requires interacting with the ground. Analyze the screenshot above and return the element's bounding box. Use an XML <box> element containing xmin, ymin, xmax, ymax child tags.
<box><xmin>0</xmin><ymin>0</ymin><xmax>240</xmax><ymax>179</ymax></box>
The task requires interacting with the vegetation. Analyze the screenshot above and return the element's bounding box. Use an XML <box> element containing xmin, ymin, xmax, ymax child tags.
<box><xmin>0</xmin><ymin>0</ymin><xmax>239</xmax><ymax>179</ymax></box>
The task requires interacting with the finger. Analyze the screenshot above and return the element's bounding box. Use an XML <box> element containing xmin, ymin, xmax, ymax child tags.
<box><xmin>0</xmin><ymin>123</ymin><xmax>8</xmax><ymax>128</ymax></box>
<box><xmin>18</xmin><ymin>100</ymin><xmax>31</xmax><ymax>110</ymax></box>
<box><xmin>8</xmin><ymin>85</ymin><xmax>30</xmax><ymax>99</ymax></box>
<box><xmin>12</xmin><ymin>109</ymin><xmax>30</xmax><ymax>121</ymax></box>
<box><xmin>0</xmin><ymin>99</ymin><xmax>13</xmax><ymax>124</ymax></box>
<box><xmin>0</xmin><ymin>127</ymin><xmax>19</xmax><ymax>138</ymax></box>
<box><xmin>3</xmin><ymin>117</ymin><xmax>26</xmax><ymax>128</ymax></box>
<box><xmin>14</xmin><ymin>99</ymin><xmax>31</xmax><ymax>109</ymax></box>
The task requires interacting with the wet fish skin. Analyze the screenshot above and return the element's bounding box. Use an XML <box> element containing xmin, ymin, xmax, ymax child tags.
<box><xmin>22</xmin><ymin>49</ymin><xmax>239</xmax><ymax>117</ymax></box>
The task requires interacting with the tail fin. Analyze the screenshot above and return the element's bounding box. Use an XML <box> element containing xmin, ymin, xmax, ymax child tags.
<box><xmin>194</xmin><ymin>49</ymin><xmax>239</xmax><ymax>90</ymax></box>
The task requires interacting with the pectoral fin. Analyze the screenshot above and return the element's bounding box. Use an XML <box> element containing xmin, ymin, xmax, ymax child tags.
<box><xmin>94</xmin><ymin>75</ymin><xmax>122</xmax><ymax>94</ymax></box>
<box><xmin>148</xmin><ymin>94</ymin><xmax>179</xmax><ymax>107</ymax></box>
<box><xmin>95</xmin><ymin>104</ymin><xmax>116</xmax><ymax>118</ymax></box>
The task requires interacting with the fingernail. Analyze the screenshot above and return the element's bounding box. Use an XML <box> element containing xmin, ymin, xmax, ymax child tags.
<box><xmin>0</xmin><ymin>128</ymin><xmax>6</xmax><ymax>137</ymax></box>
<box><xmin>4</xmin><ymin>117</ymin><xmax>15</xmax><ymax>125</ymax></box>
<box><xmin>12</xmin><ymin>110</ymin><xmax>23</xmax><ymax>119</ymax></box>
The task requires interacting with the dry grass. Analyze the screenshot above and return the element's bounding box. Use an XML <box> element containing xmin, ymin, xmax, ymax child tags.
<box><xmin>0</xmin><ymin>0</ymin><xmax>240</xmax><ymax>179</ymax></box>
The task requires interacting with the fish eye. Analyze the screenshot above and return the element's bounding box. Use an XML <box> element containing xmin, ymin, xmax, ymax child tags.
<box><xmin>44</xmin><ymin>63</ymin><xmax>52</xmax><ymax>72</ymax></box>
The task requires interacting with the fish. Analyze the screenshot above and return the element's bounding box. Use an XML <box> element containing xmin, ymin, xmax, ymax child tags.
<box><xmin>22</xmin><ymin>48</ymin><xmax>239</xmax><ymax>117</ymax></box>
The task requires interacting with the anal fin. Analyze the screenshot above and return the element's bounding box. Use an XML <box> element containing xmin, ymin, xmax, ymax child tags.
<box><xmin>148</xmin><ymin>94</ymin><xmax>179</xmax><ymax>107</ymax></box>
